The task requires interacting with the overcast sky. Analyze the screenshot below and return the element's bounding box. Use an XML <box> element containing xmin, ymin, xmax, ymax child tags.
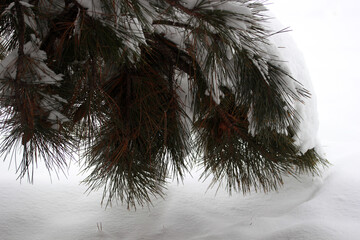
<box><xmin>268</xmin><ymin>0</ymin><xmax>360</xmax><ymax>144</ymax></box>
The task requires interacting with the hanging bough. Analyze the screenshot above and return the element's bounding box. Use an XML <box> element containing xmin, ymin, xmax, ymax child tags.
<box><xmin>0</xmin><ymin>0</ymin><xmax>327</xmax><ymax>208</ymax></box>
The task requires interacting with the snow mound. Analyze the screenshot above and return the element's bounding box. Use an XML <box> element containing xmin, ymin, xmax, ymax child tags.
<box><xmin>266</xmin><ymin>16</ymin><xmax>320</xmax><ymax>153</ymax></box>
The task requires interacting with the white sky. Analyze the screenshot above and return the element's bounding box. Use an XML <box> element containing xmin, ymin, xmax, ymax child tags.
<box><xmin>268</xmin><ymin>0</ymin><xmax>360</xmax><ymax>144</ymax></box>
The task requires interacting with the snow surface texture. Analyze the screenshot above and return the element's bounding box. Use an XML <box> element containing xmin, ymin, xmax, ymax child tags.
<box><xmin>1</xmin><ymin>1</ymin><xmax>360</xmax><ymax>239</ymax></box>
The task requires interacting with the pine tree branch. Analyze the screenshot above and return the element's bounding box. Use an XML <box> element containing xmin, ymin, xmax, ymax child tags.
<box><xmin>0</xmin><ymin>0</ymin><xmax>327</xmax><ymax>207</ymax></box>
<box><xmin>149</xmin><ymin>33</ymin><xmax>204</xmax><ymax>82</ymax></box>
<box><xmin>152</xmin><ymin>19</ymin><xmax>192</xmax><ymax>29</ymax></box>
<box><xmin>216</xmin><ymin>107</ymin><xmax>281</xmax><ymax>165</ymax></box>
<box><xmin>40</xmin><ymin>3</ymin><xmax>79</xmax><ymax>55</ymax></box>
<box><xmin>14</xmin><ymin>0</ymin><xmax>25</xmax><ymax>59</ymax></box>
<box><xmin>14</xmin><ymin>0</ymin><xmax>31</xmax><ymax>141</ymax></box>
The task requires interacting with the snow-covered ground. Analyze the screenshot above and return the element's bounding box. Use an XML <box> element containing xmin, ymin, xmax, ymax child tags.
<box><xmin>1</xmin><ymin>1</ymin><xmax>360</xmax><ymax>239</ymax></box>
<box><xmin>1</xmin><ymin>142</ymin><xmax>359</xmax><ymax>240</ymax></box>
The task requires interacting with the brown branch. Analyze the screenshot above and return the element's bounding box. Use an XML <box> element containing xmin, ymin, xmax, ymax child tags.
<box><xmin>14</xmin><ymin>0</ymin><xmax>37</xmax><ymax>146</ymax></box>
<box><xmin>152</xmin><ymin>20</ymin><xmax>192</xmax><ymax>29</ymax></box>
<box><xmin>151</xmin><ymin>33</ymin><xmax>200</xmax><ymax>78</ymax></box>
<box><xmin>14</xmin><ymin>0</ymin><xmax>25</xmax><ymax>69</ymax></box>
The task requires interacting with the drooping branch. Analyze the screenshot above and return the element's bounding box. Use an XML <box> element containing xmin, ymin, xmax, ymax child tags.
<box><xmin>0</xmin><ymin>0</ymin><xmax>327</xmax><ymax>207</ymax></box>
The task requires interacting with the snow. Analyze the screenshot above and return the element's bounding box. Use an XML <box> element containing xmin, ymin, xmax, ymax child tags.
<box><xmin>265</xmin><ymin>15</ymin><xmax>320</xmax><ymax>153</ymax></box>
<box><xmin>4</xmin><ymin>2</ymin><xmax>15</xmax><ymax>12</ymax></box>
<box><xmin>19</xmin><ymin>1</ymin><xmax>33</xmax><ymax>8</ymax></box>
<box><xmin>215</xmin><ymin>1</ymin><xmax>252</xmax><ymax>17</ymax></box>
<box><xmin>0</xmin><ymin>41</ymin><xmax>63</xmax><ymax>85</ymax></box>
<box><xmin>1</xmin><ymin>1</ymin><xmax>360</xmax><ymax>240</ymax></box>
<box><xmin>77</xmin><ymin>0</ymin><xmax>103</xmax><ymax>17</ymax></box>
<box><xmin>48</xmin><ymin>110</ymin><xmax>69</xmax><ymax>123</ymax></box>
<box><xmin>180</xmin><ymin>0</ymin><xmax>198</xmax><ymax>10</ymax></box>
<box><xmin>0</xmin><ymin>141</ymin><xmax>359</xmax><ymax>240</ymax></box>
